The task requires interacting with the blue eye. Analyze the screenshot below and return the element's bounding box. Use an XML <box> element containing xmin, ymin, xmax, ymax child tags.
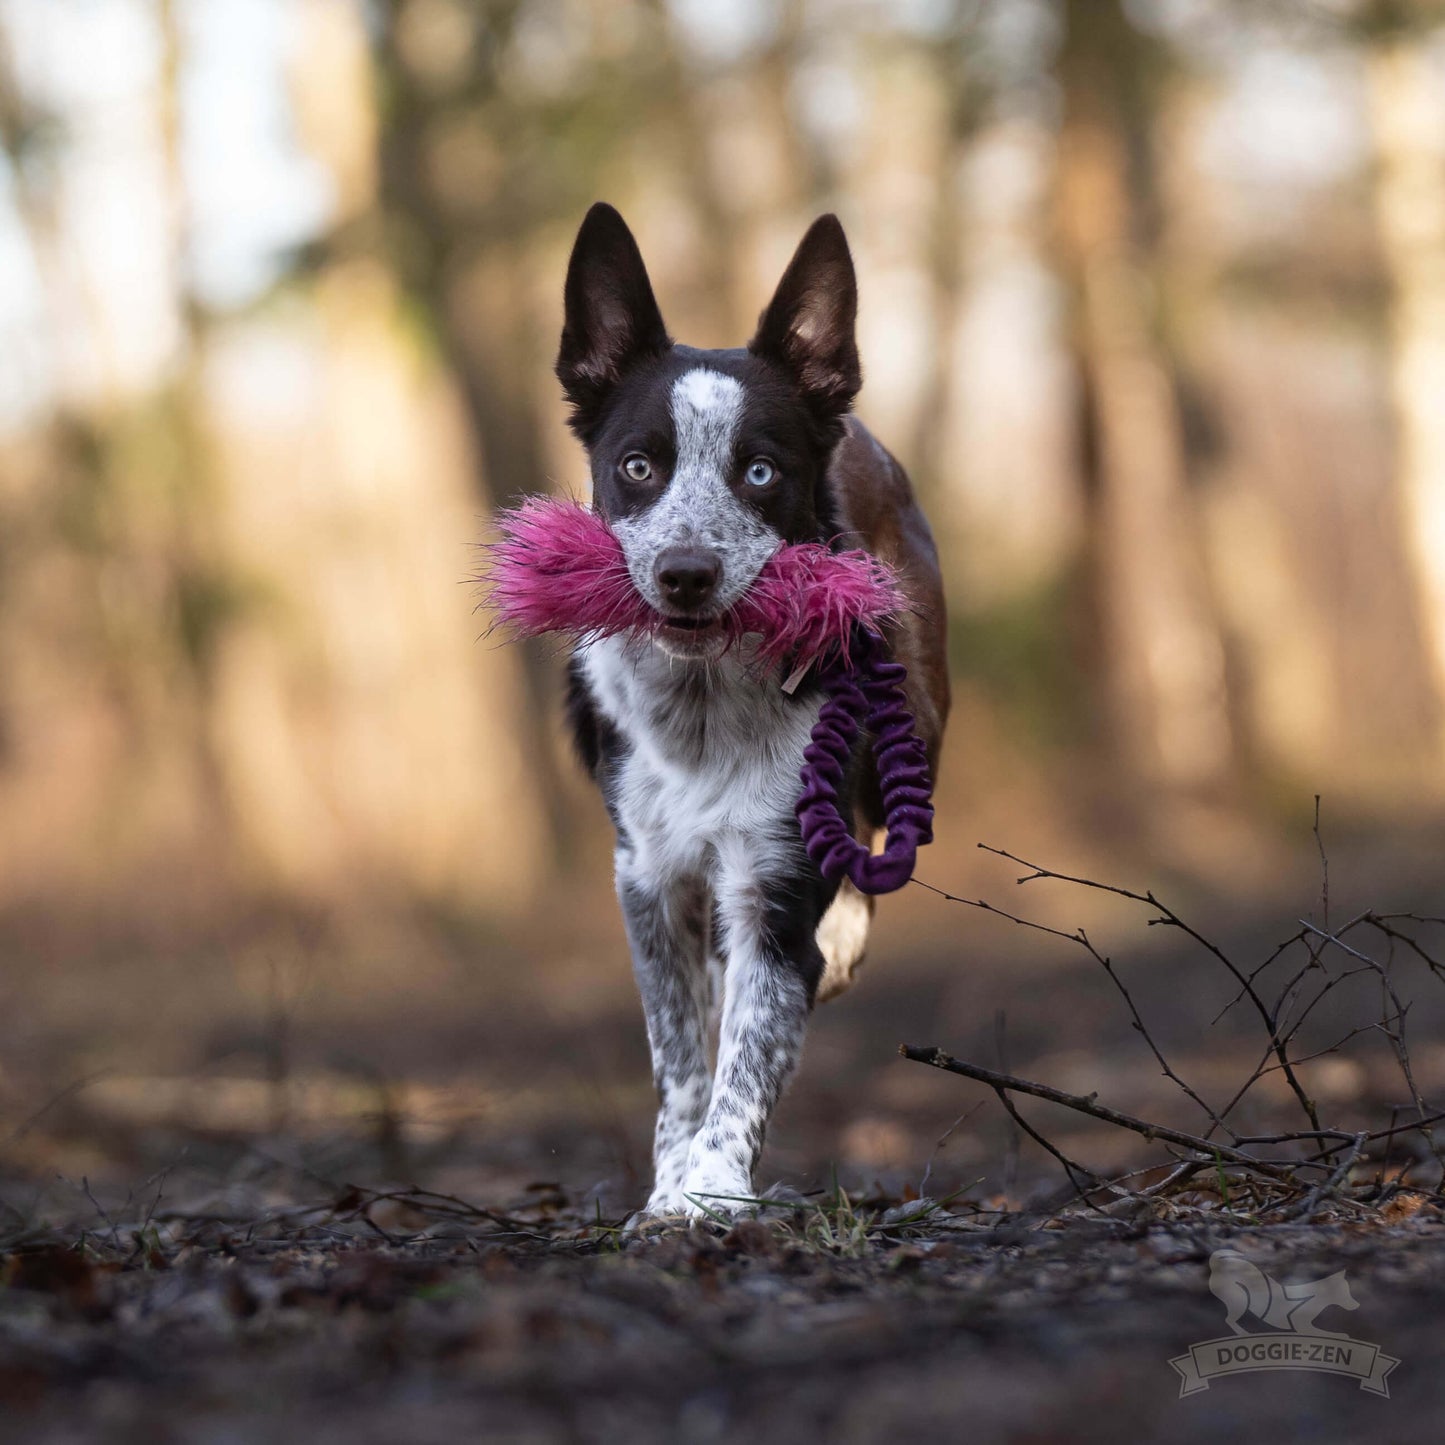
<box><xmin>744</xmin><ymin>458</ymin><xmax>776</xmax><ymax>487</ymax></box>
<box><xmin>622</xmin><ymin>453</ymin><xmax>652</xmax><ymax>483</ymax></box>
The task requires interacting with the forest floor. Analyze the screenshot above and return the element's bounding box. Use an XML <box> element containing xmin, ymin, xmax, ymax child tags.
<box><xmin>4</xmin><ymin>813</ymin><xmax>1445</xmax><ymax>1441</ymax></box>
<box><xmin>1</xmin><ymin>1179</ymin><xmax>1440</xmax><ymax>1444</ymax></box>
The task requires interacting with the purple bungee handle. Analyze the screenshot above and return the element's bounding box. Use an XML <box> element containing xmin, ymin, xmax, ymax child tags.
<box><xmin>795</xmin><ymin>628</ymin><xmax>934</xmax><ymax>895</ymax></box>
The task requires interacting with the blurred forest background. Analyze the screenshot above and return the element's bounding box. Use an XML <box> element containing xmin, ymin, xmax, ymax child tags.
<box><xmin>4</xmin><ymin>0</ymin><xmax>1445</xmax><ymax>1211</ymax></box>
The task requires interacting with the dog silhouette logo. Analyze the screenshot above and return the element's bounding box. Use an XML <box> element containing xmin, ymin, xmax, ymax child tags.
<box><xmin>1170</xmin><ymin>1250</ymin><xmax>1398</xmax><ymax>1398</ymax></box>
<box><xmin>1208</xmin><ymin>1249</ymin><xmax>1358</xmax><ymax>1337</ymax></box>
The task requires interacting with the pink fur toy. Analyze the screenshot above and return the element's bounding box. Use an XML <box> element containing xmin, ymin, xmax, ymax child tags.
<box><xmin>480</xmin><ymin>496</ymin><xmax>904</xmax><ymax>669</ymax></box>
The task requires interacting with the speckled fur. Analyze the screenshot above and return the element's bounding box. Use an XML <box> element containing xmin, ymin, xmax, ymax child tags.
<box><xmin>555</xmin><ymin>204</ymin><xmax>909</xmax><ymax>1219</ymax></box>
<box><xmin>580</xmin><ymin>627</ymin><xmax>835</xmax><ymax>1214</ymax></box>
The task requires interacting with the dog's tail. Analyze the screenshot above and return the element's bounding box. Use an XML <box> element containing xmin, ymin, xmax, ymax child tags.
<box><xmin>815</xmin><ymin>877</ymin><xmax>875</xmax><ymax>1002</ymax></box>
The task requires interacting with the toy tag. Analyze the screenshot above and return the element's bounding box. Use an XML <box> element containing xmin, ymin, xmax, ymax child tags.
<box><xmin>781</xmin><ymin>659</ymin><xmax>812</xmax><ymax>695</ymax></box>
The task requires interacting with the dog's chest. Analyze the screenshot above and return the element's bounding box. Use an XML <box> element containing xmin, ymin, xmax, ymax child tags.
<box><xmin>580</xmin><ymin>638</ymin><xmax>820</xmax><ymax>874</ymax></box>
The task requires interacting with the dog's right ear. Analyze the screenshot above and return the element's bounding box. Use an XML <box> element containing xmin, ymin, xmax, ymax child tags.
<box><xmin>556</xmin><ymin>203</ymin><xmax>670</xmax><ymax>437</ymax></box>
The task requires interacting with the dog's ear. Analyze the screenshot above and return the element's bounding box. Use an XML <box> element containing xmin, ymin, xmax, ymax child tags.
<box><xmin>749</xmin><ymin>214</ymin><xmax>861</xmax><ymax>424</ymax></box>
<box><xmin>557</xmin><ymin>203</ymin><xmax>670</xmax><ymax>436</ymax></box>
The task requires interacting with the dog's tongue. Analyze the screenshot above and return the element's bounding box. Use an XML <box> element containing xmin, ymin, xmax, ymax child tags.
<box><xmin>480</xmin><ymin>497</ymin><xmax>904</xmax><ymax>665</ymax></box>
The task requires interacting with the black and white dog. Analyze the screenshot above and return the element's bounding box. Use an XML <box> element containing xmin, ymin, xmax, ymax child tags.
<box><xmin>557</xmin><ymin>204</ymin><xmax>949</xmax><ymax>1219</ymax></box>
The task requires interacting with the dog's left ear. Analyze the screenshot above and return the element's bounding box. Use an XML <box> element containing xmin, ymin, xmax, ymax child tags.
<box><xmin>749</xmin><ymin>215</ymin><xmax>861</xmax><ymax>424</ymax></box>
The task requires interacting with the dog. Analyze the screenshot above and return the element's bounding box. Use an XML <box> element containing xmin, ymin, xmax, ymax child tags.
<box><xmin>1208</xmin><ymin>1250</ymin><xmax>1360</xmax><ymax>1337</ymax></box>
<box><xmin>555</xmin><ymin>203</ymin><xmax>949</xmax><ymax>1219</ymax></box>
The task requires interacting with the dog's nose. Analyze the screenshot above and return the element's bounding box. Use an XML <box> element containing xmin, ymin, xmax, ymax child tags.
<box><xmin>654</xmin><ymin>549</ymin><xmax>721</xmax><ymax>612</ymax></box>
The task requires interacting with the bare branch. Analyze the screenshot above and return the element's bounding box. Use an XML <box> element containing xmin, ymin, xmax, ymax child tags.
<box><xmin>898</xmin><ymin>1046</ymin><xmax>1290</xmax><ymax>1179</ymax></box>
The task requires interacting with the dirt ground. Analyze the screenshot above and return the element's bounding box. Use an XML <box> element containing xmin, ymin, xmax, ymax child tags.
<box><xmin>4</xmin><ymin>809</ymin><xmax>1445</xmax><ymax>1441</ymax></box>
<box><xmin>3</xmin><ymin>1200</ymin><xmax>1442</xmax><ymax>1444</ymax></box>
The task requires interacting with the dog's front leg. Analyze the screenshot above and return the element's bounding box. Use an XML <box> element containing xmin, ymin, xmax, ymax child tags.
<box><xmin>618</xmin><ymin>867</ymin><xmax>713</xmax><ymax>1216</ymax></box>
<box><xmin>678</xmin><ymin>852</ymin><xmax>823</xmax><ymax>1217</ymax></box>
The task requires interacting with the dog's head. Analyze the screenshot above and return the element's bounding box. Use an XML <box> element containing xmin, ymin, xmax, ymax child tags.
<box><xmin>556</xmin><ymin>203</ymin><xmax>861</xmax><ymax>659</ymax></box>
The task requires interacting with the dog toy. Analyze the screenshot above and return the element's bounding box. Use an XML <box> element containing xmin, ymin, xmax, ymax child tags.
<box><xmin>480</xmin><ymin>497</ymin><xmax>933</xmax><ymax>893</ymax></box>
<box><xmin>795</xmin><ymin>629</ymin><xmax>934</xmax><ymax>894</ymax></box>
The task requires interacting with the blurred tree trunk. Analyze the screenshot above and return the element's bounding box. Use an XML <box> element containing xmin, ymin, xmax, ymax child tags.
<box><xmin>1054</xmin><ymin>0</ymin><xmax>1232</xmax><ymax>792</ymax></box>
<box><xmin>0</xmin><ymin>22</ymin><xmax>49</xmax><ymax>787</ymax></box>
<box><xmin>370</xmin><ymin>0</ymin><xmax>575</xmax><ymax>862</ymax></box>
<box><xmin>907</xmin><ymin>27</ymin><xmax>981</xmax><ymax>500</ymax></box>
<box><xmin>155</xmin><ymin>0</ymin><xmax>237</xmax><ymax>838</ymax></box>
<box><xmin>671</xmin><ymin>0</ymin><xmax>818</xmax><ymax>336</ymax></box>
<box><xmin>846</xmin><ymin>40</ymin><xmax>951</xmax><ymax>461</ymax></box>
<box><xmin>0</xmin><ymin>7</ymin><xmax>229</xmax><ymax>893</ymax></box>
<box><xmin>1364</xmin><ymin>15</ymin><xmax>1445</xmax><ymax>757</ymax></box>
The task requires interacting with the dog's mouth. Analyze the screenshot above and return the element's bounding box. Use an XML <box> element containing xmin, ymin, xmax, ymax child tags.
<box><xmin>659</xmin><ymin>614</ymin><xmax>719</xmax><ymax>633</ymax></box>
<box><xmin>655</xmin><ymin>611</ymin><xmax>726</xmax><ymax>655</ymax></box>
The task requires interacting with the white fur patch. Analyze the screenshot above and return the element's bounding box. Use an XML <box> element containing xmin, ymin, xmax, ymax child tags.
<box><xmin>582</xmin><ymin>636</ymin><xmax>819</xmax><ymax>887</ymax></box>
<box><xmin>581</xmin><ymin>634</ymin><xmax>822</xmax><ymax>1217</ymax></box>
<box><xmin>611</xmin><ymin>367</ymin><xmax>779</xmax><ymax>613</ymax></box>
<box><xmin>815</xmin><ymin>878</ymin><xmax>873</xmax><ymax>1003</ymax></box>
<box><xmin>675</xmin><ymin>366</ymin><xmax>741</xmax><ymax>420</ymax></box>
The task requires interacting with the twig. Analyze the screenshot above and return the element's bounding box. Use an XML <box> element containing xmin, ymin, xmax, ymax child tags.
<box><xmin>65</xmin><ymin>1174</ymin><xmax>122</xmax><ymax>1250</ymax></box>
<box><xmin>1277</xmin><ymin>1131</ymin><xmax>1366</xmax><ymax>1222</ymax></box>
<box><xmin>991</xmin><ymin>1085</ymin><xmax>1103</xmax><ymax>1201</ymax></box>
<box><xmin>898</xmin><ymin>1047</ymin><xmax>1289</xmax><ymax>1178</ymax></box>
<box><xmin>995</xmin><ymin>1009</ymin><xmax>1020</xmax><ymax>1202</ymax></box>
<box><xmin>919</xmin><ymin>1103</ymin><xmax>982</xmax><ymax>1197</ymax></box>
<box><xmin>1089</xmin><ymin>930</ymin><xmax>1226</xmax><ymax>1133</ymax></box>
<box><xmin>910</xmin><ymin>839</ymin><xmax>1445</xmax><ymax>1218</ymax></box>
<box><xmin>946</xmin><ymin>847</ymin><xmax>1324</xmax><ymax>1133</ymax></box>
<box><xmin>2</xmin><ymin>1071</ymin><xmax>110</xmax><ymax>1146</ymax></box>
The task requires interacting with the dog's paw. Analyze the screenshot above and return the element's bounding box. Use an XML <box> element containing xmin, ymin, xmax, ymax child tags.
<box><xmin>623</xmin><ymin>1207</ymin><xmax>691</xmax><ymax>1238</ymax></box>
<box><xmin>625</xmin><ymin>1182</ymin><xmax>719</xmax><ymax>1237</ymax></box>
<box><xmin>642</xmin><ymin>1183</ymin><xmax>690</xmax><ymax>1214</ymax></box>
<box><xmin>677</xmin><ymin>1171</ymin><xmax>755</xmax><ymax>1221</ymax></box>
<box><xmin>625</xmin><ymin>1181</ymin><xmax>689</xmax><ymax>1225</ymax></box>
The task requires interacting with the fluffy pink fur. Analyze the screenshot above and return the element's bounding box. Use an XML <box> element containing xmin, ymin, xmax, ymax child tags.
<box><xmin>727</xmin><ymin>539</ymin><xmax>904</xmax><ymax>667</ymax></box>
<box><xmin>481</xmin><ymin>497</ymin><xmax>652</xmax><ymax>640</ymax></box>
<box><xmin>480</xmin><ymin>496</ymin><xmax>903</xmax><ymax>666</ymax></box>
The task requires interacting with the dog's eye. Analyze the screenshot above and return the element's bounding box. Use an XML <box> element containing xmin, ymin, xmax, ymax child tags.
<box><xmin>621</xmin><ymin>453</ymin><xmax>652</xmax><ymax>483</ymax></box>
<box><xmin>744</xmin><ymin>458</ymin><xmax>776</xmax><ymax>488</ymax></box>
